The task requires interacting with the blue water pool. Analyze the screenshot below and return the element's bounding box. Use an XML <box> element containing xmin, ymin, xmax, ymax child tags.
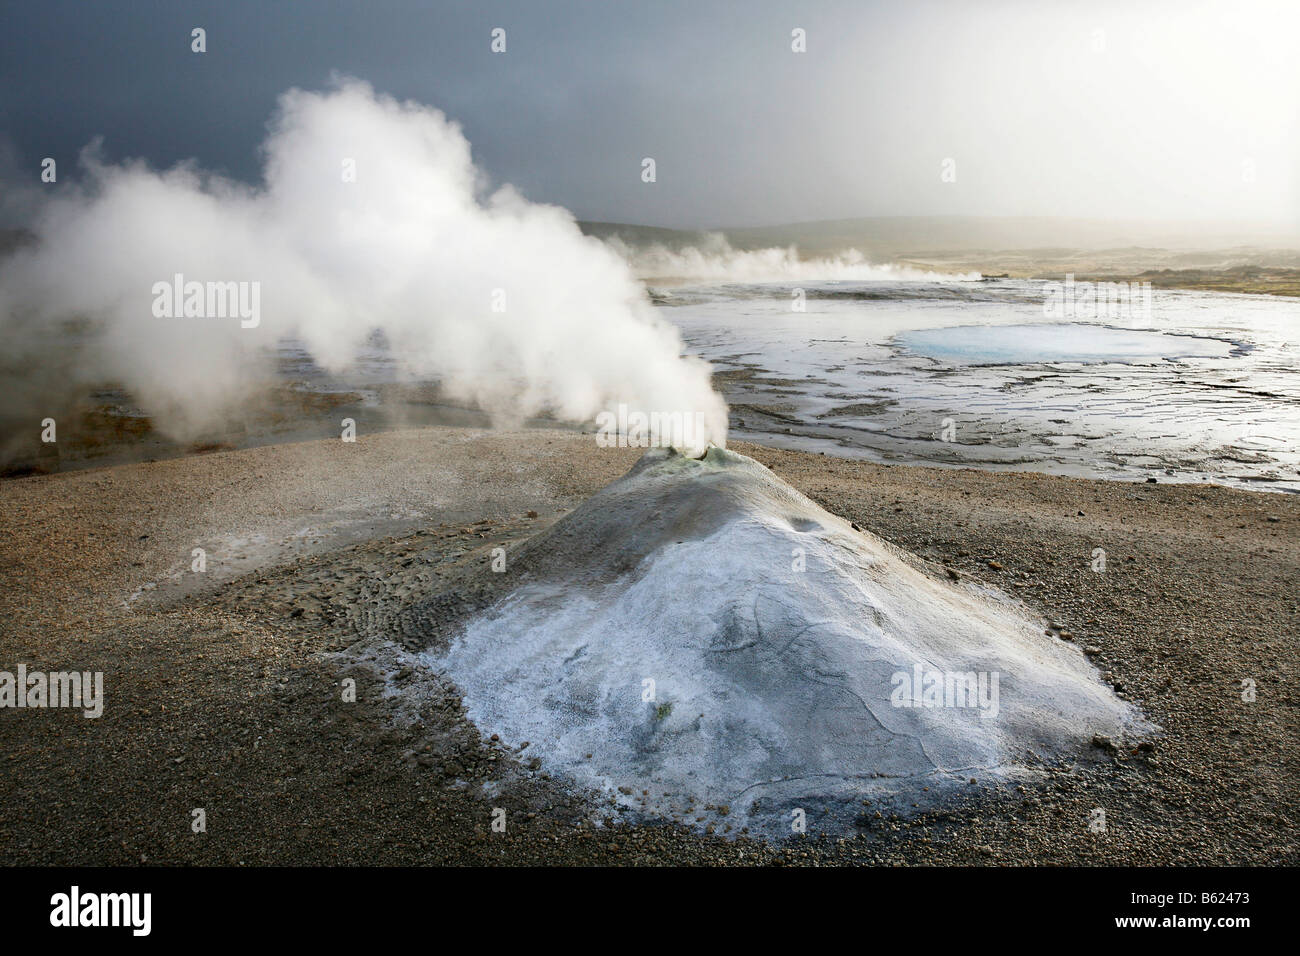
<box><xmin>896</xmin><ymin>323</ymin><xmax>1235</xmax><ymax>364</ymax></box>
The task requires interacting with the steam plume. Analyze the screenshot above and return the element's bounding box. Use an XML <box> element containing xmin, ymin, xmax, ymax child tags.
<box><xmin>605</xmin><ymin>234</ymin><xmax>981</xmax><ymax>283</ymax></box>
<box><xmin>0</xmin><ymin>79</ymin><xmax>727</xmax><ymax>454</ymax></box>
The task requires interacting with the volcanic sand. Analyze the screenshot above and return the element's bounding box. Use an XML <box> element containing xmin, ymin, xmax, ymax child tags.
<box><xmin>0</xmin><ymin>427</ymin><xmax>1295</xmax><ymax>864</ymax></box>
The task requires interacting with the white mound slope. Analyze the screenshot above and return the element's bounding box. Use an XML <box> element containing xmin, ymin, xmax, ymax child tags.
<box><xmin>433</xmin><ymin>447</ymin><xmax>1148</xmax><ymax>837</ymax></box>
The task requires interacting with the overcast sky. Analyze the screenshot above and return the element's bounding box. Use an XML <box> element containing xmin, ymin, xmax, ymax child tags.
<box><xmin>2</xmin><ymin>0</ymin><xmax>1297</xmax><ymax>229</ymax></box>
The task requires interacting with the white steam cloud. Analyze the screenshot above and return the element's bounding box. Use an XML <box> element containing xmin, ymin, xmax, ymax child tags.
<box><xmin>0</xmin><ymin>79</ymin><xmax>727</xmax><ymax>454</ymax></box>
<box><xmin>605</xmin><ymin>234</ymin><xmax>981</xmax><ymax>284</ymax></box>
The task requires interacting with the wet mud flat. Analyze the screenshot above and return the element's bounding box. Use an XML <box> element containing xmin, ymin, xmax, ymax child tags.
<box><xmin>675</xmin><ymin>281</ymin><xmax>1300</xmax><ymax>491</ymax></box>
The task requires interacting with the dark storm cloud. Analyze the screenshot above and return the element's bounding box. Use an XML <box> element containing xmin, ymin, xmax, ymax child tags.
<box><xmin>1</xmin><ymin>0</ymin><xmax>1297</xmax><ymax>228</ymax></box>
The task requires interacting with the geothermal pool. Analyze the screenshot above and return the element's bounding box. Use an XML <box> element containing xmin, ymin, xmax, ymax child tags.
<box><xmin>655</xmin><ymin>278</ymin><xmax>1300</xmax><ymax>491</ymax></box>
<box><xmin>895</xmin><ymin>322</ymin><xmax>1235</xmax><ymax>365</ymax></box>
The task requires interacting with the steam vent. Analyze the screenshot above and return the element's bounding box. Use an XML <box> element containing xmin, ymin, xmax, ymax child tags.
<box><xmin>431</xmin><ymin>447</ymin><xmax>1149</xmax><ymax>838</ymax></box>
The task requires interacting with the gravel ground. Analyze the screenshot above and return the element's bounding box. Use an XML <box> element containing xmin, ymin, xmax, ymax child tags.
<box><xmin>0</xmin><ymin>427</ymin><xmax>1295</xmax><ymax>865</ymax></box>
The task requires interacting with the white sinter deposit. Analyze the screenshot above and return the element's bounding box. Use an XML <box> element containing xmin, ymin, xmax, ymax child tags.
<box><xmin>433</xmin><ymin>447</ymin><xmax>1149</xmax><ymax>837</ymax></box>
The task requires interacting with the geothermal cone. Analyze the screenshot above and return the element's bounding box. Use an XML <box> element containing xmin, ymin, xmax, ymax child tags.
<box><xmin>431</xmin><ymin>447</ymin><xmax>1148</xmax><ymax>837</ymax></box>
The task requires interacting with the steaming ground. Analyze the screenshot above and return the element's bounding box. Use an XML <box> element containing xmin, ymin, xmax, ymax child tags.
<box><xmin>2</xmin><ymin>427</ymin><xmax>1295</xmax><ymax>864</ymax></box>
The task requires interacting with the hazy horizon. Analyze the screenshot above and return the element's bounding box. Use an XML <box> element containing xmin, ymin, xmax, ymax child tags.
<box><xmin>581</xmin><ymin>213</ymin><xmax>1300</xmax><ymax>247</ymax></box>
